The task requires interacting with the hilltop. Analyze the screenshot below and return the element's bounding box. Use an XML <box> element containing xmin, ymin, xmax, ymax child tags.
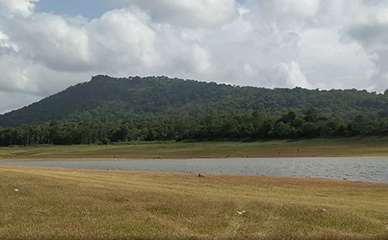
<box><xmin>0</xmin><ymin>75</ymin><xmax>387</xmax><ymax>126</ymax></box>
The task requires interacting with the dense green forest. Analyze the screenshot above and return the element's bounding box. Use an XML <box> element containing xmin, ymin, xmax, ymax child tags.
<box><xmin>1</xmin><ymin>75</ymin><xmax>388</xmax><ymax>127</ymax></box>
<box><xmin>1</xmin><ymin>75</ymin><xmax>388</xmax><ymax>146</ymax></box>
<box><xmin>0</xmin><ymin>109</ymin><xmax>387</xmax><ymax>146</ymax></box>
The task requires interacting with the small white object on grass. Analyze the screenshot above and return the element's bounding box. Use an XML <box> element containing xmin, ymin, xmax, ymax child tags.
<box><xmin>236</xmin><ymin>210</ymin><xmax>246</xmax><ymax>215</ymax></box>
<box><xmin>14</xmin><ymin>189</ymin><xmax>19</xmax><ymax>192</ymax></box>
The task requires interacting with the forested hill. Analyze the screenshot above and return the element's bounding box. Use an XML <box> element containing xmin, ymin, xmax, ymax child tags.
<box><xmin>1</xmin><ymin>75</ymin><xmax>388</xmax><ymax>127</ymax></box>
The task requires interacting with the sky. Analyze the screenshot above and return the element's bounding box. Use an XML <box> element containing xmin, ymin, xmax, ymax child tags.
<box><xmin>0</xmin><ymin>0</ymin><xmax>388</xmax><ymax>114</ymax></box>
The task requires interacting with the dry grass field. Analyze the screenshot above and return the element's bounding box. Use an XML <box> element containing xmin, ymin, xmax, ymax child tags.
<box><xmin>2</xmin><ymin>136</ymin><xmax>388</xmax><ymax>161</ymax></box>
<box><xmin>0</xmin><ymin>165</ymin><xmax>387</xmax><ymax>240</ymax></box>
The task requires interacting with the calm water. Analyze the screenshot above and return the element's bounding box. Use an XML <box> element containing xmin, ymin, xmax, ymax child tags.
<box><xmin>1</xmin><ymin>157</ymin><xmax>387</xmax><ymax>184</ymax></box>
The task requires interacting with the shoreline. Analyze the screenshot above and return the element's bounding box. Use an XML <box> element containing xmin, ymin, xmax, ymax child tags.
<box><xmin>1</xmin><ymin>154</ymin><xmax>388</xmax><ymax>162</ymax></box>
<box><xmin>1</xmin><ymin>164</ymin><xmax>387</xmax><ymax>188</ymax></box>
<box><xmin>2</xmin><ymin>137</ymin><xmax>388</xmax><ymax>160</ymax></box>
<box><xmin>1</xmin><ymin>157</ymin><xmax>387</xmax><ymax>185</ymax></box>
<box><xmin>0</xmin><ymin>164</ymin><xmax>385</xmax><ymax>183</ymax></box>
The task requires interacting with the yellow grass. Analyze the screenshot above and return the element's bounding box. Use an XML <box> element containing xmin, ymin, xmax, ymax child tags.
<box><xmin>0</xmin><ymin>165</ymin><xmax>387</xmax><ymax>239</ymax></box>
<box><xmin>2</xmin><ymin>136</ymin><xmax>388</xmax><ymax>161</ymax></box>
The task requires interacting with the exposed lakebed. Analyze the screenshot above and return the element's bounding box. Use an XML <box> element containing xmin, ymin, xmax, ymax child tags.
<box><xmin>1</xmin><ymin>157</ymin><xmax>387</xmax><ymax>184</ymax></box>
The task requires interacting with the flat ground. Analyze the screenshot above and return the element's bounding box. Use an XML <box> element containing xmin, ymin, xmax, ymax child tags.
<box><xmin>2</xmin><ymin>136</ymin><xmax>388</xmax><ymax>161</ymax></box>
<box><xmin>1</xmin><ymin>137</ymin><xmax>387</xmax><ymax>239</ymax></box>
<box><xmin>0</xmin><ymin>166</ymin><xmax>387</xmax><ymax>240</ymax></box>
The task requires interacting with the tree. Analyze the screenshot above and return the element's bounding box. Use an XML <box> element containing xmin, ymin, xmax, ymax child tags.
<box><xmin>304</xmin><ymin>108</ymin><xmax>319</xmax><ymax>122</ymax></box>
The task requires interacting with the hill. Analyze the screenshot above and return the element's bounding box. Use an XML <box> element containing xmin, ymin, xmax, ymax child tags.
<box><xmin>1</xmin><ymin>75</ymin><xmax>388</xmax><ymax>127</ymax></box>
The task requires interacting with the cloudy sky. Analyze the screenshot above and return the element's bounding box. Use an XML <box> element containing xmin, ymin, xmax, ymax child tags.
<box><xmin>0</xmin><ymin>0</ymin><xmax>388</xmax><ymax>113</ymax></box>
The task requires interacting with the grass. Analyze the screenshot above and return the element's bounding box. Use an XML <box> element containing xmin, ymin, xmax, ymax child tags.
<box><xmin>2</xmin><ymin>136</ymin><xmax>388</xmax><ymax>160</ymax></box>
<box><xmin>0</xmin><ymin>166</ymin><xmax>387</xmax><ymax>240</ymax></box>
<box><xmin>1</xmin><ymin>136</ymin><xmax>387</xmax><ymax>239</ymax></box>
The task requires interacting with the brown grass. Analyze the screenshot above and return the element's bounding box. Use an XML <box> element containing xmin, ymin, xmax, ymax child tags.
<box><xmin>0</xmin><ymin>165</ymin><xmax>387</xmax><ymax>239</ymax></box>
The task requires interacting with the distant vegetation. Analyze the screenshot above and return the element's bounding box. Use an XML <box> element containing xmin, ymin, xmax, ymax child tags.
<box><xmin>0</xmin><ymin>108</ymin><xmax>387</xmax><ymax>146</ymax></box>
<box><xmin>1</xmin><ymin>75</ymin><xmax>388</xmax><ymax>146</ymax></box>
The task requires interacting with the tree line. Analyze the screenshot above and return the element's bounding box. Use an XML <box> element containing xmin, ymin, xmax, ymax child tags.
<box><xmin>0</xmin><ymin>109</ymin><xmax>386</xmax><ymax>146</ymax></box>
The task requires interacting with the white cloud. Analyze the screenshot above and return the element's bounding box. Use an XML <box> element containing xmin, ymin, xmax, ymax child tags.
<box><xmin>15</xmin><ymin>14</ymin><xmax>90</xmax><ymax>72</ymax></box>
<box><xmin>0</xmin><ymin>0</ymin><xmax>39</xmax><ymax>17</ymax></box>
<box><xmin>87</xmin><ymin>8</ymin><xmax>161</xmax><ymax>75</ymax></box>
<box><xmin>257</xmin><ymin>0</ymin><xmax>320</xmax><ymax>19</ymax></box>
<box><xmin>275</xmin><ymin>61</ymin><xmax>311</xmax><ymax>88</ymax></box>
<box><xmin>0</xmin><ymin>31</ymin><xmax>19</xmax><ymax>54</ymax></box>
<box><xmin>1</xmin><ymin>0</ymin><xmax>388</xmax><ymax>114</ymax></box>
<box><xmin>111</xmin><ymin>0</ymin><xmax>240</xmax><ymax>28</ymax></box>
<box><xmin>342</xmin><ymin>1</ymin><xmax>388</xmax><ymax>90</ymax></box>
<box><xmin>262</xmin><ymin>61</ymin><xmax>311</xmax><ymax>89</ymax></box>
<box><xmin>298</xmin><ymin>27</ymin><xmax>376</xmax><ymax>89</ymax></box>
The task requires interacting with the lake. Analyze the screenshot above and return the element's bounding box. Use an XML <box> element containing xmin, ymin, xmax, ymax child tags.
<box><xmin>1</xmin><ymin>157</ymin><xmax>387</xmax><ymax>184</ymax></box>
